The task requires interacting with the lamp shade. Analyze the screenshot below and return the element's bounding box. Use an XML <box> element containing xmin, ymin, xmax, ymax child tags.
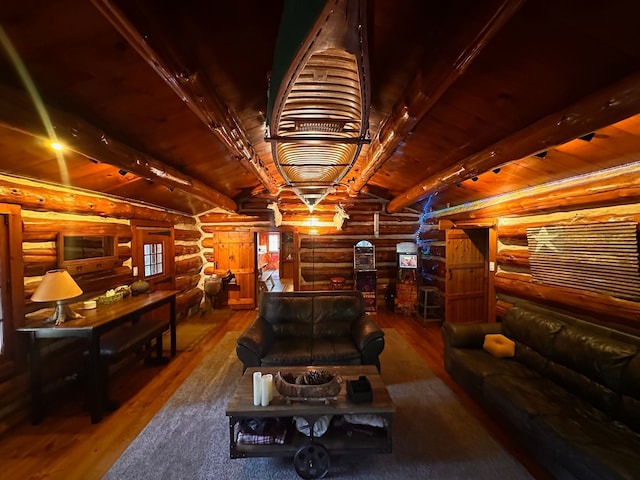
<box><xmin>31</xmin><ymin>269</ymin><xmax>83</xmax><ymax>302</ymax></box>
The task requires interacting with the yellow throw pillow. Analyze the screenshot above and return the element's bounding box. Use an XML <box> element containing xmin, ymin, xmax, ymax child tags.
<box><xmin>483</xmin><ymin>333</ymin><xmax>515</xmax><ymax>358</ymax></box>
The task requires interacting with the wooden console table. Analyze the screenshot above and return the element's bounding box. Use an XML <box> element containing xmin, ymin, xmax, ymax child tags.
<box><xmin>18</xmin><ymin>290</ymin><xmax>177</xmax><ymax>424</ymax></box>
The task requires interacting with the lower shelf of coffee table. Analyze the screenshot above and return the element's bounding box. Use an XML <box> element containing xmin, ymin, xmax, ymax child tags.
<box><xmin>230</xmin><ymin>417</ymin><xmax>392</xmax><ymax>458</ymax></box>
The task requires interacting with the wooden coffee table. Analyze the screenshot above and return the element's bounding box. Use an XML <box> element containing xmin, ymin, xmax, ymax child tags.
<box><xmin>226</xmin><ymin>365</ymin><xmax>395</xmax><ymax>479</ymax></box>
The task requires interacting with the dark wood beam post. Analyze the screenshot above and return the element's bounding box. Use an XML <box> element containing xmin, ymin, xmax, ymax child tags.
<box><xmin>387</xmin><ymin>71</ymin><xmax>640</xmax><ymax>213</ymax></box>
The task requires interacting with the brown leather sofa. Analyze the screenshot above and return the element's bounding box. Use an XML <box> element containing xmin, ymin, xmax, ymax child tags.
<box><xmin>442</xmin><ymin>301</ymin><xmax>640</xmax><ymax>480</ymax></box>
<box><xmin>236</xmin><ymin>291</ymin><xmax>385</xmax><ymax>372</ymax></box>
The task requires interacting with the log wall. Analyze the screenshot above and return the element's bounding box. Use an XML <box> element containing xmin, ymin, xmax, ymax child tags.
<box><xmin>297</xmin><ymin>205</ymin><xmax>419</xmax><ymax>297</ymax></box>
<box><xmin>198</xmin><ymin>198</ymin><xmax>420</xmax><ymax>306</ymax></box>
<box><xmin>494</xmin><ymin>205</ymin><xmax>640</xmax><ymax>334</ymax></box>
<box><xmin>0</xmin><ymin>176</ymin><xmax>201</xmax><ymax>435</ymax></box>
<box><xmin>421</xmin><ymin>166</ymin><xmax>640</xmax><ymax>335</ymax></box>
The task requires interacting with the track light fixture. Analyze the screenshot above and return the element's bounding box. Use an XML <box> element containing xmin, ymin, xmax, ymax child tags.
<box><xmin>579</xmin><ymin>132</ymin><xmax>595</xmax><ymax>142</ymax></box>
<box><xmin>534</xmin><ymin>151</ymin><xmax>547</xmax><ymax>159</ymax></box>
<box><xmin>492</xmin><ymin>168</ymin><xmax>501</xmax><ymax>174</ymax></box>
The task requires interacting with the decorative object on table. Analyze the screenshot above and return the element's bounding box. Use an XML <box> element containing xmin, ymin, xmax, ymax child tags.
<box><xmin>114</xmin><ymin>284</ymin><xmax>131</xmax><ymax>298</ymax></box>
<box><xmin>261</xmin><ymin>373</ymin><xmax>274</xmax><ymax>407</ymax></box>
<box><xmin>253</xmin><ymin>371</ymin><xmax>262</xmax><ymax>406</ymax></box>
<box><xmin>347</xmin><ymin>375</ymin><xmax>373</xmax><ymax>403</ymax></box>
<box><xmin>274</xmin><ymin>369</ymin><xmax>342</xmax><ymax>403</ymax></box>
<box><xmin>130</xmin><ymin>278</ymin><xmax>150</xmax><ymax>296</ymax></box>
<box><xmin>82</xmin><ymin>300</ymin><xmax>97</xmax><ymax>310</ymax></box>
<box><xmin>252</xmin><ymin>371</ymin><xmax>275</xmax><ymax>407</ymax></box>
<box><xmin>30</xmin><ymin>269</ymin><xmax>84</xmax><ymax>325</ymax></box>
<box><xmin>203</xmin><ymin>274</ymin><xmax>222</xmax><ymax>310</ymax></box>
<box><xmin>97</xmin><ymin>289</ymin><xmax>124</xmax><ymax>305</ymax></box>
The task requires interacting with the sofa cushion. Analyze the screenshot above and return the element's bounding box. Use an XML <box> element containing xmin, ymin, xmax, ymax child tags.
<box><xmin>448</xmin><ymin>348</ymin><xmax>537</xmax><ymax>397</ymax></box>
<box><xmin>312</xmin><ymin>338</ymin><xmax>361</xmax><ymax>365</ymax></box>
<box><xmin>549</xmin><ymin>324</ymin><xmax>638</xmax><ymax>393</ymax></box>
<box><xmin>619</xmin><ymin>395</ymin><xmax>640</xmax><ymax>435</ymax></box>
<box><xmin>260</xmin><ymin>338</ymin><xmax>313</xmax><ymax>366</ymax></box>
<box><xmin>542</xmin><ymin>324</ymin><xmax>638</xmax><ymax>416</ymax></box>
<box><xmin>512</xmin><ymin>341</ymin><xmax>549</xmax><ymax>373</ymax></box>
<box><xmin>545</xmin><ymin>361</ymin><xmax>621</xmax><ymax>416</ymax></box>
<box><xmin>502</xmin><ymin>306</ymin><xmax>564</xmax><ymax>357</ymax></box>
<box><xmin>260</xmin><ymin>295</ymin><xmax>313</xmax><ymax>338</ymax></box>
<box><xmin>484</xmin><ymin>373</ymin><xmax>590</xmax><ymax>432</ymax></box>
<box><xmin>530</xmin><ymin>409</ymin><xmax>640</xmax><ymax>480</ymax></box>
<box><xmin>619</xmin><ymin>354</ymin><xmax>640</xmax><ymax>433</ymax></box>
<box><xmin>313</xmin><ymin>293</ymin><xmax>365</xmax><ymax>337</ymax></box>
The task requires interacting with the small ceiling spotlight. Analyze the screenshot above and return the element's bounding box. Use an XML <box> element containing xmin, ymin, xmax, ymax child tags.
<box><xmin>471</xmin><ymin>176</ymin><xmax>478</xmax><ymax>182</ymax></box>
<box><xmin>492</xmin><ymin>168</ymin><xmax>501</xmax><ymax>174</ymax></box>
<box><xmin>579</xmin><ymin>132</ymin><xmax>595</xmax><ymax>142</ymax></box>
<box><xmin>50</xmin><ymin>141</ymin><xmax>64</xmax><ymax>151</ymax></box>
<box><xmin>534</xmin><ymin>151</ymin><xmax>547</xmax><ymax>159</ymax></box>
<box><xmin>118</xmin><ymin>169</ymin><xmax>128</xmax><ymax>176</ymax></box>
<box><xmin>456</xmin><ymin>182</ymin><xmax>462</xmax><ymax>188</ymax></box>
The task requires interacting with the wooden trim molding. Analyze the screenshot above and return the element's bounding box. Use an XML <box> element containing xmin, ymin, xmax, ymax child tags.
<box><xmin>0</xmin><ymin>204</ymin><xmax>24</xmax><ymax>378</ymax></box>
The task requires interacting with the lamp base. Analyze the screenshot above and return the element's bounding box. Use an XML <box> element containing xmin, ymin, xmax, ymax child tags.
<box><xmin>44</xmin><ymin>302</ymin><xmax>84</xmax><ymax>326</ymax></box>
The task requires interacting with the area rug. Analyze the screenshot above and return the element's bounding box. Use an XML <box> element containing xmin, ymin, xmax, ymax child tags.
<box><xmin>104</xmin><ymin>329</ymin><xmax>533</xmax><ymax>479</ymax></box>
<box><xmin>163</xmin><ymin>308</ymin><xmax>235</xmax><ymax>352</ymax></box>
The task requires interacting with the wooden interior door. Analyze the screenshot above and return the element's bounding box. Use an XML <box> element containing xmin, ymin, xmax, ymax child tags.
<box><xmin>445</xmin><ymin>228</ymin><xmax>489</xmax><ymax>323</ymax></box>
<box><xmin>212</xmin><ymin>231</ymin><xmax>255</xmax><ymax>309</ymax></box>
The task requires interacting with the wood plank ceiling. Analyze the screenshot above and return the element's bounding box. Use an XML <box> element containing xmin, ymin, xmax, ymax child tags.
<box><xmin>0</xmin><ymin>0</ymin><xmax>639</xmax><ymax>218</ymax></box>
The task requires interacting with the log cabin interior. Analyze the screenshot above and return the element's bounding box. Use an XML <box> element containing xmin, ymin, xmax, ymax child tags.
<box><xmin>1</xmin><ymin>0</ymin><xmax>640</xmax><ymax>478</ymax></box>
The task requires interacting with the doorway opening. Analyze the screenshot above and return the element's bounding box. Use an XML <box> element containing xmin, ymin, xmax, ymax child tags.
<box><xmin>257</xmin><ymin>232</ymin><xmax>280</xmax><ymax>274</ymax></box>
<box><xmin>255</xmin><ymin>232</ymin><xmax>295</xmax><ymax>293</ymax></box>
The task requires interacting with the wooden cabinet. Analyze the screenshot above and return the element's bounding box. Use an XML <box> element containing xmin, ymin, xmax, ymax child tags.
<box><xmin>395</xmin><ymin>269</ymin><xmax>417</xmax><ymax>313</ymax></box>
<box><xmin>355</xmin><ymin>270</ymin><xmax>377</xmax><ymax>312</ymax></box>
<box><xmin>279</xmin><ymin>232</ymin><xmax>295</xmax><ymax>280</ymax></box>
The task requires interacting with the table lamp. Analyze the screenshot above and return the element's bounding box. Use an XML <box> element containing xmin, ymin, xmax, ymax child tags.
<box><xmin>31</xmin><ymin>269</ymin><xmax>84</xmax><ymax>325</ymax></box>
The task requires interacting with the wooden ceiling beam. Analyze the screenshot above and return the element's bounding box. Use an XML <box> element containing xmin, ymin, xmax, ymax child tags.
<box><xmin>91</xmin><ymin>0</ymin><xmax>279</xmax><ymax>195</ymax></box>
<box><xmin>425</xmin><ymin>162</ymin><xmax>640</xmax><ymax>221</ymax></box>
<box><xmin>348</xmin><ymin>0</ymin><xmax>525</xmax><ymax>196</ymax></box>
<box><xmin>387</xmin><ymin>70</ymin><xmax>640</xmax><ymax>213</ymax></box>
<box><xmin>0</xmin><ymin>84</ymin><xmax>238</xmax><ymax>212</ymax></box>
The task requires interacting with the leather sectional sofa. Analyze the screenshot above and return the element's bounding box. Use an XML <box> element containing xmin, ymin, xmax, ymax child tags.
<box><xmin>442</xmin><ymin>301</ymin><xmax>640</xmax><ymax>480</ymax></box>
<box><xmin>236</xmin><ymin>291</ymin><xmax>385</xmax><ymax>372</ymax></box>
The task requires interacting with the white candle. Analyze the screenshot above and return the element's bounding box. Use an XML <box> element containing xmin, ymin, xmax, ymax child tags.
<box><xmin>253</xmin><ymin>372</ymin><xmax>262</xmax><ymax>406</ymax></box>
<box><xmin>268</xmin><ymin>374</ymin><xmax>274</xmax><ymax>401</ymax></box>
<box><xmin>261</xmin><ymin>374</ymin><xmax>273</xmax><ymax>406</ymax></box>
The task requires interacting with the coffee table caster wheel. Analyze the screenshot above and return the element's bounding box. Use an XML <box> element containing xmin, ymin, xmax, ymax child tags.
<box><xmin>294</xmin><ymin>442</ymin><xmax>330</xmax><ymax>479</ymax></box>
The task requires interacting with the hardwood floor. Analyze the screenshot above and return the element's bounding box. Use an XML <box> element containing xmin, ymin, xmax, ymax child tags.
<box><xmin>0</xmin><ymin>306</ymin><xmax>552</xmax><ymax>480</ymax></box>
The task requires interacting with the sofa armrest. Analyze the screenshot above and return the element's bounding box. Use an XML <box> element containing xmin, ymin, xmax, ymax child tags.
<box><xmin>236</xmin><ymin>317</ymin><xmax>274</xmax><ymax>370</ymax></box>
<box><xmin>442</xmin><ymin>322</ymin><xmax>503</xmax><ymax>349</ymax></box>
<box><xmin>351</xmin><ymin>313</ymin><xmax>385</xmax><ymax>351</ymax></box>
<box><xmin>351</xmin><ymin>313</ymin><xmax>385</xmax><ymax>371</ymax></box>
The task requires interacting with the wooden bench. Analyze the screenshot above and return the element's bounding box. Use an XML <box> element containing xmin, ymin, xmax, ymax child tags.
<box><xmin>83</xmin><ymin>317</ymin><xmax>170</xmax><ymax>409</ymax></box>
<box><xmin>95</xmin><ymin>317</ymin><xmax>169</xmax><ymax>363</ymax></box>
<box><xmin>258</xmin><ymin>269</ymin><xmax>276</xmax><ymax>291</ymax></box>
